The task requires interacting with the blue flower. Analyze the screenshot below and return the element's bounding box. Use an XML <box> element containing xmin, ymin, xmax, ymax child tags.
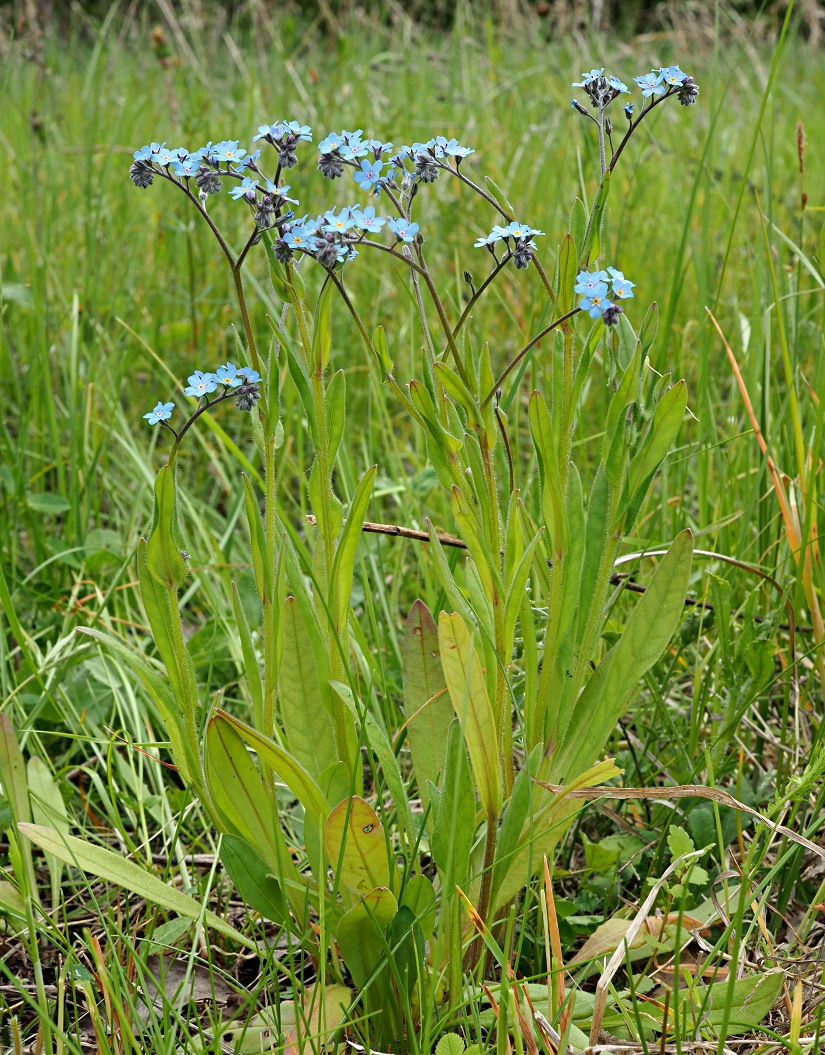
<box><xmin>323</xmin><ymin>207</ymin><xmax>357</xmax><ymax>233</ymax></box>
<box><xmin>339</xmin><ymin>137</ymin><xmax>368</xmax><ymax>160</ymax></box>
<box><xmin>387</xmin><ymin>217</ymin><xmax>419</xmax><ymax>242</ymax></box>
<box><xmin>572</xmin><ymin>68</ymin><xmax>605</xmax><ymax>87</ymax></box>
<box><xmin>184</xmin><ymin>371</ymin><xmax>219</xmax><ymax>397</ymax></box>
<box><xmin>624</xmin><ymin>103</ymin><xmax>634</xmax><ymax>118</ymax></box>
<box><xmin>229</xmin><ymin>177</ymin><xmax>259</xmax><ymax>200</ymax></box>
<box><xmin>233</xmin><ymin>149</ymin><xmax>261</xmax><ymax>173</ymax></box>
<box><xmin>475</xmin><ymin>224</ymin><xmax>510</xmax><ymax>248</ymax></box>
<box><xmin>440</xmin><ymin>137</ymin><xmax>474</xmax><ymax>158</ymax></box>
<box><xmin>352</xmin><ymin>205</ymin><xmax>386</xmax><ymax>232</ymax></box>
<box><xmin>318</xmin><ymin>132</ymin><xmax>343</xmax><ymax>154</ymax></box>
<box><xmin>133</xmin><ymin>144</ymin><xmax>158</xmax><ymax>161</ymax></box>
<box><xmin>144</xmin><ymin>401</ymin><xmax>175</xmax><ymax>425</ymax></box>
<box><xmin>284</xmin><ymin>228</ymin><xmax>313</xmax><ymax>250</ymax></box>
<box><xmin>607</xmin><ymin>75</ymin><xmax>630</xmax><ymax>94</ymax></box>
<box><xmin>252</xmin><ymin>125</ymin><xmax>273</xmax><ymax>142</ymax></box>
<box><xmin>363</xmin><ymin>139</ymin><xmax>394</xmax><ymax>157</ymax></box>
<box><xmin>154</xmin><ymin>147</ymin><xmax>177</xmax><ymax>167</ymax></box>
<box><xmin>502</xmin><ymin>221</ymin><xmax>544</xmax><ymax>239</ymax></box>
<box><xmin>607</xmin><ymin>267</ymin><xmax>635</xmax><ymax>300</ymax></box>
<box><xmin>283</xmin><ymin>120</ymin><xmax>313</xmax><ymax>142</ymax></box>
<box><xmin>578</xmin><ymin>283</ymin><xmax>612</xmax><ymax>318</ymax></box>
<box><xmin>172</xmin><ymin>154</ymin><xmax>201</xmax><ymax>177</ymax></box>
<box><xmin>213</xmin><ymin>141</ymin><xmax>247</xmax><ymax>163</ymax></box>
<box><xmin>659</xmin><ymin>65</ymin><xmax>686</xmax><ymax>87</ymax></box>
<box><xmin>574</xmin><ymin>269</ymin><xmax>609</xmax><ymax>295</ymax></box>
<box><xmin>216</xmin><ymin>363</ymin><xmax>243</xmax><ymax>387</ymax></box>
<box><xmin>237</xmin><ymin>367</ymin><xmax>262</xmax><ymax>383</ymax></box>
<box><xmin>353</xmin><ymin>159</ymin><xmax>384</xmax><ymax>192</ymax></box>
<box><xmin>634</xmin><ymin>71</ymin><xmax>665</xmax><ymax>98</ymax></box>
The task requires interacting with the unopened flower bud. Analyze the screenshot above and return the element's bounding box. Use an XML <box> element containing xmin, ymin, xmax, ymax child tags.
<box><xmin>129</xmin><ymin>159</ymin><xmax>155</xmax><ymax>188</ymax></box>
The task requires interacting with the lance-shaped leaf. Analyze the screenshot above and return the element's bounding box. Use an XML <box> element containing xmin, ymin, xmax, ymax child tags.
<box><xmin>503</xmin><ymin>525</ymin><xmax>544</xmax><ymax>662</ymax></box>
<box><xmin>336</xmin><ymin>887</ymin><xmax>397</xmax><ymax>989</ymax></box>
<box><xmin>438</xmin><ymin>612</ymin><xmax>502</xmax><ymax>817</ymax></box>
<box><xmin>216</xmin><ymin>710</ymin><xmax>330</xmax><ymax>825</ymax></box>
<box><xmin>555</xmin><ymin>530</ymin><xmax>694</xmax><ymax>781</ymax></box>
<box><xmin>557</xmin><ymin>233</ymin><xmax>578</xmax><ymax>318</ymax></box>
<box><xmin>0</xmin><ymin>715</ymin><xmax>30</xmax><ymax>826</ymax></box>
<box><xmin>330</xmin><ymin>465</ymin><xmax>376</xmax><ymax>633</ymax></box>
<box><xmin>579</xmin><ymin>170</ymin><xmax>610</xmax><ymax>266</ymax></box>
<box><xmin>242</xmin><ymin>475</ymin><xmax>271</xmax><ymax>603</ymax></box>
<box><xmin>326</xmin><ymin>370</ymin><xmax>346</xmax><ymax>464</ymax></box>
<box><xmin>280</xmin><ymin>599</ymin><xmax>337</xmax><ymax>779</ymax></box>
<box><xmin>147</xmin><ymin>465</ymin><xmax>188</xmax><ymax>588</ymax></box>
<box><xmin>434</xmin><ymin>362</ymin><xmax>478</xmax><ymax>419</ymax></box>
<box><xmin>528</xmin><ymin>392</ymin><xmax>567</xmax><ymax>557</ymax></box>
<box><xmin>285</xmin><ymin>340</ymin><xmax>318</xmax><ymax>444</ymax></box>
<box><xmin>374</xmin><ymin>324</ymin><xmax>393</xmax><ymax>374</ymax></box>
<box><xmin>402</xmin><ymin>601</ymin><xmax>451</xmax><ymax>822</ymax></box>
<box><xmin>220</xmin><ymin>834</ymin><xmax>287</xmax><ymax>923</ymax></box>
<box><xmin>311</xmin><ymin>277</ymin><xmax>333</xmax><ymax>372</ymax></box>
<box><xmin>569</xmin><ymin>198</ymin><xmax>587</xmax><ymax>258</ymax></box>
<box><xmin>324</xmin><ymin>796</ymin><xmax>392</xmax><ymax>897</ymax></box>
<box><xmin>557</xmin><ymin>465</ymin><xmax>586</xmax><ymax>643</ymax></box>
<box><xmin>450</xmin><ymin>486</ymin><xmax>502</xmax><ymax>602</ymax></box>
<box><xmin>619</xmin><ymin>380</ymin><xmax>688</xmax><ymax>529</ymax></box>
<box><xmin>230</xmin><ymin>582</ymin><xmax>264</xmax><ymax>730</ymax></box>
<box><xmin>137</xmin><ymin>539</ymin><xmax>198</xmax><ymax>712</ymax></box>
<box><xmin>18</xmin><ymin>823</ymin><xmax>255</xmax><ymax>948</ymax></box>
<box><xmin>430</xmin><ymin>719</ymin><xmax>475</xmax><ymax>885</ymax></box>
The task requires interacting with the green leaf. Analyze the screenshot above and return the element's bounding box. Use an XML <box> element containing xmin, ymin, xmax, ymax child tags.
<box><xmin>484</xmin><ymin>176</ymin><xmax>516</xmax><ymax>215</ymax></box>
<box><xmin>27</xmin><ymin>756</ymin><xmax>70</xmax><ymax>898</ymax></box>
<box><xmin>279</xmin><ymin>599</ymin><xmax>337</xmax><ymax>779</ymax></box>
<box><xmin>402</xmin><ymin>600</ymin><xmax>451</xmax><ymax>823</ymax></box>
<box><xmin>575</xmin><ymin>466</ymin><xmax>609</xmax><ymax>648</ymax></box>
<box><xmin>399</xmin><ymin>874</ymin><xmax>437</xmax><ymax>940</ymax></box>
<box><xmin>667</xmin><ymin>824</ymin><xmax>696</xmax><ymax>861</ymax></box>
<box><xmin>434</xmin><ymin>361</ymin><xmax>478</xmax><ymax>415</ymax></box>
<box><xmin>18</xmin><ymin>823</ymin><xmax>255</xmax><ymax>948</ymax></box>
<box><xmin>312</xmin><ymin>278</ymin><xmax>333</xmax><ymax>371</ymax></box>
<box><xmin>430</xmin><ymin>722</ymin><xmax>475</xmax><ymax>888</ymax></box>
<box><xmin>146</xmin><ymin>466</ymin><xmax>188</xmax><ymax>588</ymax></box>
<box><xmin>438</xmin><ymin>613</ymin><xmax>502</xmax><ymax>818</ymax></box>
<box><xmin>326</xmin><ymin>370</ymin><xmax>346</xmax><ymax>464</ymax></box>
<box><xmin>389</xmin><ymin>905</ymin><xmax>422</xmax><ymax>996</ymax></box>
<box><xmin>528</xmin><ymin>391</ymin><xmax>567</xmax><ymax>557</ymax></box>
<box><xmin>216</xmin><ymin>709</ymin><xmax>330</xmax><ymax>825</ymax></box>
<box><xmin>436</xmin><ymin>1034</ymin><xmax>466</xmax><ymax>1055</ymax></box>
<box><xmin>503</xmin><ymin>527</ymin><xmax>544</xmax><ymax>662</ymax></box>
<box><xmin>556</xmin><ymin>530</ymin><xmax>694</xmax><ymax>780</ymax></box>
<box><xmin>330</xmin><ymin>465</ymin><xmax>376</xmax><ymax>632</ymax></box>
<box><xmin>621</xmin><ymin>380</ymin><xmax>687</xmax><ymax>526</ymax></box>
<box><xmin>220</xmin><ymin>833</ymin><xmax>287</xmax><ymax>923</ymax></box>
<box><xmin>242</xmin><ymin>475</ymin><xmax>272</xmax><ymax>603</ymax></box>
<box><xmin>696</xmin><ymin>970</ymin><xmax>784</xmax><ymax>1035</ymax></box>
<box><xmin>569</xmin><ymin>199</ymin><xmax>587</xmax><ymax>259</ymax></box>
<box><xmin>230</xmin><ymin>582</ymin><xmax>264</xmax><ymax>729</ymax></box>
<box><xmin>336</xmin><ymin>887</ymin><xmax>397</xmax><ymax>989</ymax></box>
<box><xmin>285</xmin><ymin>340</ymin><xmax>318</xmax><ymax>444</ymax></box>
<box><xmin>0</xmin><ymin>716</ymin><xmax>30</xmax><ymax>826</ymax></box>
<box><xmin>450</xmin><ymin>486</ymin><xmax>502</xmax><ymax>602</ymax></box>
<box><xmin>557</xmin><ymin>233</ymin><xmax>578</xmax><ymax>317</ymax></box>
<box><xmin>26</xmin><ymin>493</ymin><xmax>69</xmax><ymax>515</ymax></box>
<box><xmin>324</xmin><ymin>796</ymin><xmax>392</xmax><ymax>897</ymax></box>
<box><xmin>557</xmin><ymin>464</ymin><xmax>586</xmax><ymax>642</ymax></box>
<box><xmin>579</xmin><ymin>172</ymin><xmax>610</xmax><ymax>266</ymax></box>
<box><xmin>374</xmin><ymin>324</ymin><xmax>393</xmax><ymax>374</ymax></box>
<box><xmin>329</xmin><ymin>680</ymin><xmax>416</xmax><ymax>847</ymax></box>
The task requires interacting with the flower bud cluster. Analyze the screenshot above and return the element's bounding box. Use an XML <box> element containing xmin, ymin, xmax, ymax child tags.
<box><xmin>142</xmin><ymin>363</ymin><xmax>262</xmax><ymax>427</ymax></box>
<box><xmin>570</xmin><ymin>63</ymin><xmax>699</xmax><ymax>117</ymax></box>
<box><xmin>273</xmin><ymin>206</ymin><xmax>419</xmax><ymax>267</ymax></box>
<box><xmin>475</xmin><ymin>221</ymin><xmax>545</xmax><ymax>270</ymax></box>
<box><xmin>575</xmin><ymin>267</ymin><xmax>635</xmax><ymax>325</ymax></box>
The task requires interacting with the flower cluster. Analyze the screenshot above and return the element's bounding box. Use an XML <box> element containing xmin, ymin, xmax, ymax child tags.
<box><xmin>475</xmin><ymin>221</ymin><xmax>545</xmax><ymax>269</ymax></box>
<box><xmin>252</xmin><ymin>119</ymin><xmax>313</xmax><ymax>169</ymax></box>
<box><xmin>571</xmin><ymin>63</ymin><xmax>699</xmax><ymax>117</ymax></box>
<box><xmin>143</xmin><ymin>363</ymin><xmax>262</xmax><ymax>427</ymax></box>
<box><xmin>130</xmin><ymin>140</ymin><xmax>264</xmax><ymax>193</ymax></box>
<box><xmin>273</xmin><ymin>206</ymin><xmax>419</xmax><ymax>267</ymax></box>
<box><xmin>572</xmin><ymin>68</ymin><xmax>630</xmax><ymax>109</ymax></box>
<box><xmin>575</xmin><ymin>267</ymin><xmax>634</xmax><ymax>326</ymax></box>
<box><xmin>390</xmin><ymin>136</ymin><xmax>475</xmax><ymax>185</ymax></box>
<box><xmin>317</xmin><ymin>130</ymin><xmax>397</xmax><ymax>192</ymax></box>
